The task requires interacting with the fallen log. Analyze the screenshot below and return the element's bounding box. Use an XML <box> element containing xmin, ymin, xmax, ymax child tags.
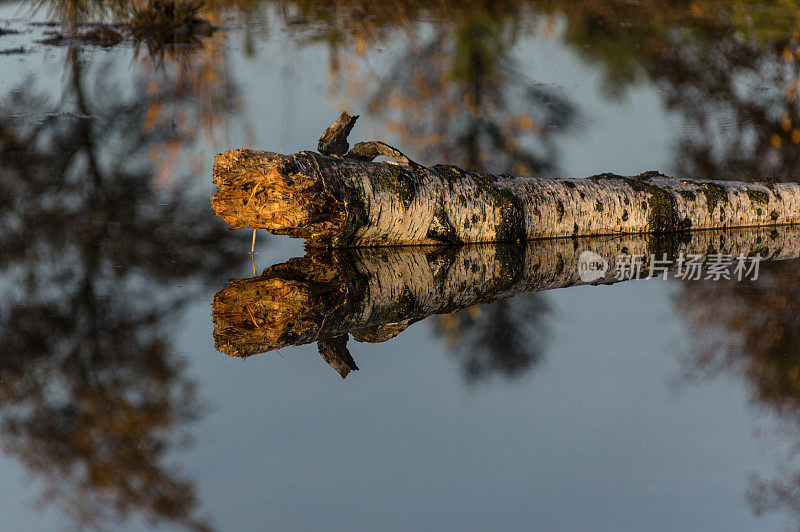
<box><xmin>212</xmin><ymin>226</ymin><xmax>800</xmax><ymax>377</ymax></box>
<box><xmin>212</xmin><ymin>113</ymin><xmax>800</xmax><ymax>247</ymax></box>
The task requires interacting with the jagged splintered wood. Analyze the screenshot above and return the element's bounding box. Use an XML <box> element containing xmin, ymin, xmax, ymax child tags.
<box><xmin>212</xmin><ymin>226</ymin><xmax>800</xmax><ymax>377</ymax></box>
<box><xmin>212</xmin><ymin>113</ymin><xmax>800</xmax><ymax>247</ymax></box>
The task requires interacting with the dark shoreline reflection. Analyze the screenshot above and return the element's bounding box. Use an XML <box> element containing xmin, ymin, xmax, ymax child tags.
<box><xmin>212</xmin><ymin>226</ymin><xmax>800</xmax><ymax>381</ymax></box>
<box><xmin>0</xmin><ymin>37</ymin><xmax>247</xmax><ymax>532</ymax></box>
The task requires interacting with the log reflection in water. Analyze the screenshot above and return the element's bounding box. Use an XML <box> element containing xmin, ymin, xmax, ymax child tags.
<box><xmin>213</xmin><ymin>226</ymin><xmax>800</xmax><ymax>379</ymax></box>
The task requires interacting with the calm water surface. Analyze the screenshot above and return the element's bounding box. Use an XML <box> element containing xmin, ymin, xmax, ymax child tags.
<box><xmin>1</xmin><ymin>1</ymin><xmax>800</xmax><ymax>530</ymax></box>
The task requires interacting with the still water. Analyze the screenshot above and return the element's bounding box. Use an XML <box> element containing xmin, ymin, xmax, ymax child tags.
<box><xmin>1</xmin><ymin>1</ymin><xmax>800</xmax><ymax>530</ymax></box>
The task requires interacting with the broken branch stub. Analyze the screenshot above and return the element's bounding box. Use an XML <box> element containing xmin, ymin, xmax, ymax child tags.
<box><xmin>317</xmin><ymin>111</ymin><xmax>359</xmax><ymax>156</ymax></box>
<box><xmin>212</xmin><ymin>114</ymin><xmax>800</xmax><ymax>248</ymax></box>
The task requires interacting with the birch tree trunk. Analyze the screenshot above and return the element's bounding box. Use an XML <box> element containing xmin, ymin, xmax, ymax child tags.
<box><xmin>212</xmin><ymin>115</ymin><xmax>800</xmax><ymax>247</ymax></box>
<box><xmin>212</xmin><ymin>226</ymin><xmax>800</xmax><ymax>376</ymax></box>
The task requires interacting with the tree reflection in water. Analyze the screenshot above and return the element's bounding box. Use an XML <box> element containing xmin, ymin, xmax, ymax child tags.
<box><xmin>0</xmin><ymin>36</ymin><xmax>244</xmax><ymax>532</ymax></box>
<box><xmin>435</xmin><ymin>296</ymin><xmax>551</xmax><ymax>385</ymax></box>
<box><xmin>658</xmin><ymin>39</ymin><xmax>800</xmax><ymax>530</ymax></box>
<box><xmin>674</xmin><ymin>262</ymin><xmax>800</xmax><ymax>524</ymax></box>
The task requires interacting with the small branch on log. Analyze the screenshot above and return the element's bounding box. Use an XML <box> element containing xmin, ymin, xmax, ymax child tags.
<box><xmin>346</xmin><ymin>141</ymin><xmax>416</xmax><ymax>166</ymax></box>
<box><xmin>212</xmin><ymin>113</ymin><xmax>800</xmax><ymax>248</ymax></box>
<box><xmin>211</xmin><ymin>226</ymin><xmax>800</xmax><ymax>376</ymax></box>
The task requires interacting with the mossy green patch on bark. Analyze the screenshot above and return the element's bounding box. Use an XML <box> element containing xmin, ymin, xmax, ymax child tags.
<box><xmin>635</xmin><ymin>170</ymin><xmax>664</xmax><ymax>180</ymax></box>
<box><xmin>771</xmin><ymin>210</ymin><xmax>779</xmax><ymax>221</ymax></box>
<box><xmin>747</xmin><ymin>189</ymin><xmax>770</xmax><ymax>205</ymax></box>
<box><xmin>757</xmin><ymin>177</ymin><xmax>778</xmax><ymax>190</ymax></box>
<box><xmin>433</xmin><ymin>164</ymin><xmax>464</xmax><ymax>184</ymax></box>
<box><xmin>700</xmin><ymin>182</ymin><xmax>728</xmax><ymax>214</ymax></box>
<box><xmin>678</xmin><ymin>190</ymin><xmax>696</xmax><ymax>201</ymax></box>
<box><xmin>588</xmin><ymin>172</ymin><xmax>624</xmax><ymax>181</ymax></box>
<box><xmin>496</xmin><ymin>195</ymin><xmax>526</xmax><ymax>242</ymax></box>
<box><xmin>623</xmin><ymin>177</ymin><xmax>689</xmax><ymax>233</ymax></box>
<box><xmin>594</xmin><ymin>200</ymin><xmax>604</xmax><ymax>212</ymax></box>
<box><xmin>373</xmin><ymin>165</ymin><xmax>415</xmax><ymax>209</ymax></box>
<box><xmin>433</xmin><ymin>165</ymin><xmax>524</xmax><ymax>242</ymax></box>
<box><xmin>471</xmin><ymin>172</ymin><xmax>526</xmax><ymax>243</ymax></box>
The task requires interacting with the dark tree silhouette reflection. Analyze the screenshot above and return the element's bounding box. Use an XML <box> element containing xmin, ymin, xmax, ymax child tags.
<box><xmin>435</xmin><ymin>295</ymin><xmax>550</xmax><ymax>385</ymax></box>
<box><xmin>0</xmin><ymin>46</ymin><xmax>245</xmax><ymax>530</ymax></box>
<box><xmin>646</xmin><ymin>27</ymin><xmax>800</xmax><ymax>183</ymax></box>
